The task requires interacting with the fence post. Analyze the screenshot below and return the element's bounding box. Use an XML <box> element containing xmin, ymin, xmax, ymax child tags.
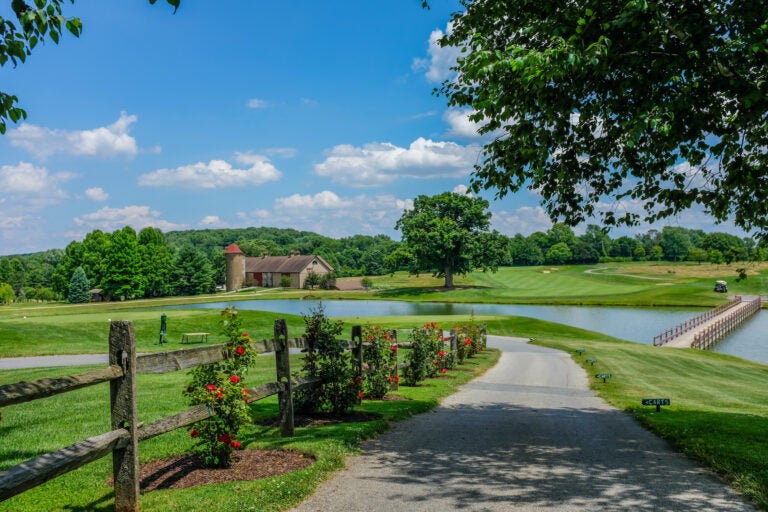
<box><xmin>389</xmin><ymin>329</ymin><xmax>399</xmax><ymax>391</ymax></box>
<box><xmin>450</xmin><ymin>329</ymin><xmax>458</xmax><ymax>359</ymax></box>
<box><xmin>351</xmin><ymin>325</ymin><xmax>363</xmax><ymax>404</ymax></box>
<box><xmin>109</xmin><ymin>321</ymin><xmax>139</xmax><ymax>512</ymax></box>
<box><xmin>274</xmin><ymin>319</ymin><xmax>294</xmax><ymax>438</ymax></box>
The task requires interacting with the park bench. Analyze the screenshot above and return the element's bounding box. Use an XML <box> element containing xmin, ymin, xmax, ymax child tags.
<box><xmin>181</xmin><ymin>332</ymin><xmax>209</xmax><ymax>344</ymax></box>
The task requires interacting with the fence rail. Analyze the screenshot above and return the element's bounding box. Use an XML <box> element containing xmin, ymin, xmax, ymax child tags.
<box><xmin>652</xmin><ymin>297</ymin><xmax>742</xmax><ymax>346</ymax></box>
<box><xmin>0</xmin><ymin>320</ymin><xmax>487</xmax><ymax>510</ymax></box>
<box><xmin>0</xmin><ymin>320</ymin><xmax>313</xmax><ymax>510</ymax></box>
<box><xmin>691</xmin><ymin>297</ymin><xmax>764</xmax><ymax>350</ymax></box>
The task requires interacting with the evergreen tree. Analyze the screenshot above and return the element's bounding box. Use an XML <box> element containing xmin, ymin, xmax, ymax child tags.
<box><xmin>67</xmin><ymin>266</ymin><xmax>91</xmax><ymax>304</ymax></box>
<box><xmin>172</xmin><ymin>247</ymin><xmax>215</xmax><ymax>296</ymax></box>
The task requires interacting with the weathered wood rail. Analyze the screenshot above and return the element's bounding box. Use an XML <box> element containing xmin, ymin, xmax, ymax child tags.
<box><xmin>652</xmin><ymin>297</ymin><xmax>742</xmax><ymax>346</ymax></box>
<box><xmin>0</xmin><ymin>320</ymin><xmax>487</xmax><ymax>510</ymax></box>
<box><xmin>0</xmin><ymin>319</ymin><xmax>313</xmax><ymax>511</ymax></box>
<box><xmin>691</xmin><ymin>297</ymin><xmax>764</xmax><ymax>350</ymax></box>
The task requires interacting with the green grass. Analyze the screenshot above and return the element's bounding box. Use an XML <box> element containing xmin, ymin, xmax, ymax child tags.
<box><xmin>0</xmin><ymin>309</ymin><xmax>308</xmax><ymax>357</ymax></box>
<box><xmin>253</xmin><ymin>262</ymin><xmax>767</xmax><ymax>307</ymax></box>
<box><xmin>0</xmin><ymin>344</ymin><xmax>500</xmax><ymax>512</ymax></box>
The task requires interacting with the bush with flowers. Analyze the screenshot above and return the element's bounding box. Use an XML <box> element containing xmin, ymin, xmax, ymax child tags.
<box><xmin>361</xmin><ymin>325</ymin><xmax>396</xmax><ymax>399</ymax></box>
<box><xmin>294</xmin><ymin>304</ymin><xmax>360</xmax><ymax>415</ymax></box>
<box><xmin>185</xmin><ymin>306</ymin><xmax>256</xmax><ymax>468</ymax></box>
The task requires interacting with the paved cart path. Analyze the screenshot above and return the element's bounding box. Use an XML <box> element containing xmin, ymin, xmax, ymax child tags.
<box><xmin>290</xmin><ymin>335</ymin><xmax>754</xmax><ymax>512</ymax></box>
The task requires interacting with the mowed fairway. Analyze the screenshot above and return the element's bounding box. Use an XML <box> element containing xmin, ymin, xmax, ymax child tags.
<box><xmin>368</xmin><ymin>262</ymin><xmax>768</xmax><ymax>306</ymax></box>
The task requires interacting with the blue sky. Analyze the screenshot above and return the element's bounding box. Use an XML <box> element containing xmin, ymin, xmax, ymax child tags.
<box><xmin>0</xmin><ymin>1</ymin><xmax>739</xmax><ymax>256</ymax></box>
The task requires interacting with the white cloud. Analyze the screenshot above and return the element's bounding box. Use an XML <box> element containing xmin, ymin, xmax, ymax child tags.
<box><xmin>0</xmin><ymin>162</ymin><xmax>70</xmax><ymax>204</ymax></box>
<box><xmin>200</xmin><ymin>215</ymin><xmax>227</xmax><ymax>227</ymax></box>
<box><xmin>275</xmin><ymin>190</ymin><xmax>355</xmax><ymax>210</ymax></box>
<box><xmin>8</xmin><ymin>112</ymin><xmax>139</xmax><ymax>159</ymax></box>
<box><xmin>138</xmin><ymin>152</ymin><xmax>282</xmax><ymax>188</ymax></box>
<box><xmin>492</xmin><ymin>206</ymin><xmax>553</xmax><ymax>236</ymax></box>
<box><xmin>314</xmin><ymin>137</ymin><xmax>480</xmax><ymax>187</ymax></box>
<box><xmin>84</xmin><ymin>187</ymin><xmax>109</xmax><ymax>201</ymax></box>
<box><xmin>412</xmin><ymin>23</ymin><xmax>460</xmax><ymax>83</ymax></box>
<box><xmin>236</xmin><ymin>191</ymin><xmax>412</xmax><ymax>239</ymax></box>
<box><xmin>452</xmin><ymin>184</ymin><xmax>471</xmax><ymax>196</ymax></box>
<box><xmin>247</xmin><ymin>98</ymin><xmax>269</xmax><ymax>109</ymax></box>
<box><xmin>73</xmin><ymin>205</ymin><xmax>183</xmax><ymax>232</ymax></box>
<box><xmin>444</xmin><ymin>108</ymin><xmax>482</xmax><ymax>138</ymax></box>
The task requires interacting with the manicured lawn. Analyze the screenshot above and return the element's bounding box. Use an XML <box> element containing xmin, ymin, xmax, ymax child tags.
<box><xmin>0</xmin><ymin>309</ymin><xmax>308</xmax><ymax>357</ymax></box>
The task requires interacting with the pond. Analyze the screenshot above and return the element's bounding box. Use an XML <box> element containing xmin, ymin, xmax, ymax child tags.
<box><xmin>160</xmin><ymin>299</ymin><xmax>768</xmax><ymax>365</ymax></box>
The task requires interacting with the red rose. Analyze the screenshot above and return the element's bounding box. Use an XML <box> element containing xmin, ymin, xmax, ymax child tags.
<box><xmin>242</xmin><ymin>332</ymin><xmax>249</xmax><ymax>338</ymax></box>
<box><xmin>190</xmin><ymin>429</ymin><xmax>199</xmax><ymax>438</ymax></box>
<box><xmin>358</xmin><ymin>391</ymin><xmax>365</xmax><ymax>399</ymax></box>
<box><xmin>391</xmin><ymin>345</ymin><xmax>398</xmax><ymax>352</ymax></box>
<box><xmin>218</xmin><ymin>434</ymin><xmax>230</xmax><ymax>444</ymax></box>
<box><xmin>439</xmin><ymin>350</ymin><xmax>445</xmax><ymax>357</ymax></box>
<box><xmin>230</xmin><ymin>375</ymin><xmax>240</xmax><ymax>383</ymax></box>
<box><xmin>231</xmin><ymin>440</ymin><xmax>241</xmax><ymax>449</ymax></box>
<box><xmin>441</xmin><ymin>368</ymin><xmax>447</xmax><ymax>374</ymax></box>
<box><xmin>394</xmin><ymin>376</ymin><xmax>400</xmax><ymax>383</ymax></box>
<box><xmin>205</xmin><ymin>384</ymin><xmax>217</xmax><ymax>391</ymax></box>
<box><xmin>387</xmin><ymin>376</ymin><xmax>392</xmax><ymax>382</ymax></box>
<box><xmin>236</xmin><ymin>346</ymin><xmax>245</xmax><ymax>356</ymax></box>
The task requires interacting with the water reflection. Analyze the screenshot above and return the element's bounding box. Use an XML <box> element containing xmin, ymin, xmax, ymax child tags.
<box><xmin>159</xmin><ymin>299</ymin><xmax>767</xmax><ymax>365</ymax></box>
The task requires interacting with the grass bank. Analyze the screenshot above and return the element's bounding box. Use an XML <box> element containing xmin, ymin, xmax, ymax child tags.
<box><xmin>484</xmin><ymin>317</ymin><xmax>768</xmax><ymax>509</ymax></box>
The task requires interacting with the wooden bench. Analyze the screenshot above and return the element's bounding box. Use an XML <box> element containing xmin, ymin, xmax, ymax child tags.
<box><xmin>181</xmin><ymin>332</ymin><xmax>209</xmax><ymax>344</ymax></box>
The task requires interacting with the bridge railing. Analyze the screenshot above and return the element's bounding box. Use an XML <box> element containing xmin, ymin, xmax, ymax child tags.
<box><xmin>653</xmin><ymin>297</ymin><xmax>742</xmax><ymax>346</ymax></box>
<box><xmin>691</xmin><ymin>297</ymin><xmax>764</xmax><ymax>350</ymax></box>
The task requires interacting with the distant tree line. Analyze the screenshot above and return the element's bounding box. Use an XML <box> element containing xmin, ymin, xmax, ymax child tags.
<box><xmin>0</xmin><ymin>223</ymin><xmax>765</xmax><ymax>304</ymax></box>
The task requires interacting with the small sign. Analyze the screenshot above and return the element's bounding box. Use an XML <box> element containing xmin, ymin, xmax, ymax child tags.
<box><xmin>595</xmin><ymin>373</ymin><xmax>612</xmax><ymax>382</ymax></box>
<box><xmin>576</xmin><ymin>348</ymin><xmax>585</xmax><ymax>355</ymax></box>
<box><xmin>586</xmin><ymin>358</ymin><xmax>597</xmax><ymax>365</ymax></box>
<box><xmin>642</xmin><ymin>398</ymin><xmax>670</xmax><ymax>406</ymax></box>
<box><xmin>642</xmin><ymin>398</ymin><xmax>670</xmax><ymax>412</ymax></box>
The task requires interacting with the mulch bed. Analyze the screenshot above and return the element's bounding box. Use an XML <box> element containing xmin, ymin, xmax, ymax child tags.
<box><xmin>125</xmin><ymin>449</ymin><xmax>314</xmax><ymax>492</ymax></box>
<box><xmin>127</xmin><ymin>404</ymin><xmax>410</xmax><ymax>492</ymax></box>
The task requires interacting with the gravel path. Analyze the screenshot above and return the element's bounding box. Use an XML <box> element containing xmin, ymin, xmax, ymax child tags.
<box><xmin>290</xmin><ymin>335</ymin><xmax>755</xmax><ymax>511</ymax></box>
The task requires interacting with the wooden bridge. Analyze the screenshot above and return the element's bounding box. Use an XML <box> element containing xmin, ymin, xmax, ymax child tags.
<box><xmin>653</xmin><ymin>295</ymin><xmax>765</xmax><ymax>349</ymax></box>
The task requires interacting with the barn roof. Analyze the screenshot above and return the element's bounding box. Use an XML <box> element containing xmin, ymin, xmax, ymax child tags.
<box><xmin>244</xmin><ymin>254</ymin><xmax>333</xmax><ymax>273</ymax></box>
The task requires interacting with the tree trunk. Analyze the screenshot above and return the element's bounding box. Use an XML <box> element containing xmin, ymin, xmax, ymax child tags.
<box><xmin>444</xmin><ymin>268</ymin><xmax>454</xmax><ymax>288</ymax></box>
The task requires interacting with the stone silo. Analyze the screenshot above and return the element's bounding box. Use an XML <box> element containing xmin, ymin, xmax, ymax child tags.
<box><xmin>224</xmin><ymin>243</ymin><xmax>245</xmax><ymax>291</ymax></box>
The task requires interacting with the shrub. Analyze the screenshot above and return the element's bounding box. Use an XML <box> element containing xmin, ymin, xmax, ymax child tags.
<box><xmin>279</xmin><ymin>275</ymin><xmax>293</xmax><ymax>288</ymax></box>
<box><xmin>360</xmin><ymin>277</ymin><xmax>373</xmax><ymax>289</ymax></box>
<box><xmin>185</xmin><ymin>307</ymin><xmax>256</xmax><ymax>468</ymax></box>
<box><xmin>294</xmin><ymin>304</ymin><xmax>360</xmax><ymax>415</ymax></box>
<box><xmin>361</xmin><ymin>325</ymin><xmax>395</xmax><ymax>399</ymax></box>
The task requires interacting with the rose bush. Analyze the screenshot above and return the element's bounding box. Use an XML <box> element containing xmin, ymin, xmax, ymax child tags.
<box><xmin>185</xmin><ymin>306</ymin><xmax>256</xmax><ymax>468</ymax></box>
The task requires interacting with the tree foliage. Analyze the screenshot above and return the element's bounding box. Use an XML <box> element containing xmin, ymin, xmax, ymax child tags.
<box><xmin>66</xmin><ymin>266</ymin><xmax>90</xmax><ymax>304</ymax></box>
<box><xmin>395</xmin><ymin>192</ymin><xmax>506</xmax><ymax>287</ymax></box>
<box><xmin>439</xmin><ymin>1</ymin><xmax>768</xmax><ymax>238</ymax></box>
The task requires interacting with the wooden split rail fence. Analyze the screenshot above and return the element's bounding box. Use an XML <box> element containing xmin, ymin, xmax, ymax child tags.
<box><xmin>652</xmin><ymin>297</ymin><xmax>742</xmax><ymax>346</ymax></box>
<box><xmin>691</xmin><ymin>297</ymin><xmax>764</xmax><ymax>350</ymax></box>
<box><xmin>0</xmin><ymin>320</ymin><xmax>486</xmax><ymax>511</ymax></box>
<box><xmin>0</xmin><ymin>319</ymin><xmax>314</xmax><ymax>511</ymax></box>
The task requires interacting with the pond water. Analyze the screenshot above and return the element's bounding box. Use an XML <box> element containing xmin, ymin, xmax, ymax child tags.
<box><xmin>161</xmin><ymin>299</ymin><xmax>768</xmax><ymax>365</ymax></box>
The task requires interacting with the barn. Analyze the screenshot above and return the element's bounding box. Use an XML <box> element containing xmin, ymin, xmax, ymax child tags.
<box><xmin>224</xmin><ymin>243</ymin><xmax>333</xmax><ymax>291</ymax></box>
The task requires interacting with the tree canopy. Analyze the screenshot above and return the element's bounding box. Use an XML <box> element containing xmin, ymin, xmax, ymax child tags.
<box><xmin>395</xmin><ymin>192</ymin><xmax>506</xmax><ymax>287</ymax></box>
<box><xmin>0</xmin><ymin>0</ymin><xmax>179</xmax><ymax>133</ymax></box>
<box><xmin>439</xmin><ymin>1</ymin><xmax>768</xmax><ymax>238</ymax></box>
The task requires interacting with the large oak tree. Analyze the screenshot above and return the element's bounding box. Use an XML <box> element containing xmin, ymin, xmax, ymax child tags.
<box><xmin>439</xmin><ymin>1</ymin><xmax>768</xmax><ymax>238</ymax></box>
<box><xmin>395</xmin><ymin>192</ymin><xmax>506</xmax><ymax>288</ymax></box>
